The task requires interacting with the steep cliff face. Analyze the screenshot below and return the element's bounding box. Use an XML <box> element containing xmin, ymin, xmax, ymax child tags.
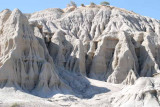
<box><xmin>29</xmin><ymin>6</ymin><xmax>160</xmax><ymax>84</ymax></box>
<box><xmin>0</xmin><ymin>9</ymin><xmax>64</xmax><ymax>94</ymax></box>
<box><xmin>0</xmin><ymin>5</ymin><xmax>160</xmax><ymax>106</ymax></box>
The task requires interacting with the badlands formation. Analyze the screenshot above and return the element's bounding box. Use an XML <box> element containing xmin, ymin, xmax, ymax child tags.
<box><xmin>0</xmin><ymin>5</ymin><xmax>160</xmax><ymax>107</ymax></box>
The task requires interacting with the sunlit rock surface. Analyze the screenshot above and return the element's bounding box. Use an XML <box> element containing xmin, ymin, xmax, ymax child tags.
<box><xmin>0</xmin><ymin>5</ymin><xmax>160</xmax><ymax>107</ymax></box>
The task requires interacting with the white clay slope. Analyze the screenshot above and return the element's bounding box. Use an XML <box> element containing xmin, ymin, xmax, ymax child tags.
<box><xmin>0</xmin><ymin>9</ymin><xmax>67</xmax><ymax>96</ymax></box>
<box><xmin>0</xmin><ymin>5</ymin><xmax>159</xmax><ymax>107</ymax></box>
<box><xmin>29</xmin><ymin>5</ymin><xmax>160</xmax><ymax>84</ymax></box>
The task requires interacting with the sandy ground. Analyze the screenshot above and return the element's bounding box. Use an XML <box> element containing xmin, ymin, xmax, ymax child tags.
<box><xmin>0</xmin><ymin>78</ymin><xmax>123</xmax><ymax>107</ymax></box>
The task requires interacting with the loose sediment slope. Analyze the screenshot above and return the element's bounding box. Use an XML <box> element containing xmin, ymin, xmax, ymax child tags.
<box><xmin>0</xmin><ymin>5</ymin><xmax>160</xmax><ymax>107</ymax></box>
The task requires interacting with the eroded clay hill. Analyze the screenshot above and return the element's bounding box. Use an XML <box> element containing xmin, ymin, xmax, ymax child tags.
<box><xmin>29</xmin><ymin>6</ymin><xmax>160</xmax><ymax>84</ymax></box>
<box><xmin>0</xmin><ymin>5</ymin><xmax>160</xmax><ymax>107</ymax></box>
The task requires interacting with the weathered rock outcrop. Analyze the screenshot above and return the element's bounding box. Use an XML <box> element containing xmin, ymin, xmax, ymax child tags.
<box><xmin>29</xmin><ymin>6</ymin><xmax>160</xmax><ymax>84</ymax></box>
<box><xmin>110</xmin><ymin>77</ymin><xmax>160</xmax><ymax>107</ymax></box>
<box><xmin>0</xmin><ymin>9</ymin><xmax>63</xmax><ymax>94</ymax></box>
<box><xmin>0</xmin><ymin>5</ymin><xmax>160</xmax><ymax>107</ymax></box>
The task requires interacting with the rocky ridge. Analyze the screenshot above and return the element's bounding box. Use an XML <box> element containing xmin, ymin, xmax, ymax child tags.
<box><xmin>0</xmin><ymin>5</ymin><xmax>160</xmax><ymax>107</ymax></box>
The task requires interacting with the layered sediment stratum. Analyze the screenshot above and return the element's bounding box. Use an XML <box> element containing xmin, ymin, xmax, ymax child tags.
<box><xmin>0</xmin><ymin>5</ymin><xmax>160</xmax><ymax>107</ymax></box>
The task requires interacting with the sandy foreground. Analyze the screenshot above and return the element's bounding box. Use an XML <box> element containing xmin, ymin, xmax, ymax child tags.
<box><xmin>0</xmin><ymin>78</ymin><xmax>123</xmax><ymax>107</ymax></box>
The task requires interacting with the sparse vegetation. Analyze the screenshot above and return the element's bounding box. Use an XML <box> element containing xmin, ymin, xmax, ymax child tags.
<box><xmin>11</xmin><ymin>103</ymin><xmax>20</xmax><ymax>107</ymax></box>
<box><xmin>67</xmin><ymin>1</ymin><xmax>77</xmax><ymax>8</ymax></box>
<box><xmin>90</xmin><ymin>2</ymin><xmax>96</xmax><ymax>6</ymax></box>
<box><xmin>90</xmin><ymin>2</ymin><xmax>96</xmax><ymax>7</ymax></box>
<box><xmin>100</xmin><ymin>1</ymin><xmax>110</xmax><ymax>6</ymax></box>
<box><xmin>67</xmin><ymin>4</ymin><xmax>71</xmax><ymax>8</ymax></box>
<box><xmin>70</xmin><ymin>1</ymin><xmax>77</xmax><ymax>7</ymax></box>
<box><xmin>131</xmin><ymin>10</ymin><xmax>135</xmax><ymax>13</ymax></box>
<box><xmin>81</xmin><ymin>4</ymin><xmax>85</xmax><ymax>7</ymax></box>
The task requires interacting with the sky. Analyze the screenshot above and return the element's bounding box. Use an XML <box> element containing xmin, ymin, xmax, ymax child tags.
<box><xmin>0</xmin><ymin>0</ymin><xmax>159</xmax><ymax>20</ymax></box>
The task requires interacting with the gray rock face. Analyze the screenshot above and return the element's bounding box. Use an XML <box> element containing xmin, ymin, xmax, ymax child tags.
<box><xmin>0</xmin><ymin>9</ymin><xmax>63</xmax><ymax>94</ymax></box>
<box><xmin>0</xmin><ymin>5</ymin><xmax>160</xmax><ymax>106</ymax></box>
<box><xmin>30</xmin><ymin>6</ymin><xmax>160</xmax><ymax>83</ymax></box>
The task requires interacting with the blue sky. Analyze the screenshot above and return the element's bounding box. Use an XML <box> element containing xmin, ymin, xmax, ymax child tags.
<box><xmin>0</xmin><ymin>0</ymin><xmax>159</xmax><ymax>20</ymax></box>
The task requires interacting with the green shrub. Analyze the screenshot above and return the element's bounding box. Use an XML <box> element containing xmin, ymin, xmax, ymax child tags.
<box><xmin>70</xmin><ymin>1</ymin><xmax>77</xmax><ymax>7</ymax></box>
<box><xmin>81</xmin><ymin>4</ymin><xmax>85</xmax><ymax>7</ymax></box>
<box><xmin>11</xmin><ymin>103</ymin><xmax>20</xmax><ymax>107</ymax></box>
<box><xmin>100</xmin><ymin>1</ymin><xmax>110</xmax><ymax>6</ymax></box>
<box><xmin>90</xmin><ymin>2</ymin><xmax>96</xmax><ymax>6</ymax></box>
